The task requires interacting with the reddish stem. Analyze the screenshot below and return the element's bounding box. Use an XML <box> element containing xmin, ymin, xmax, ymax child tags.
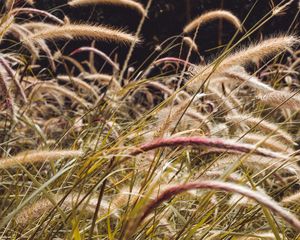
<box><xmin>130</xmin><ymin>136</ymin><xmax>286</xmax><ymax>159</ymax></box>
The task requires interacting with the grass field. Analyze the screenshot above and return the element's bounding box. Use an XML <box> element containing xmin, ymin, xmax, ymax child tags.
<box><xmin>0</xmin><ymin>0</ymin><xmax>300</xmax><ymax>239</ymax></box>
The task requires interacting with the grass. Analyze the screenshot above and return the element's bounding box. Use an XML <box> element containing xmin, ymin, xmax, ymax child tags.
<box><xmin>0</xmin><ymin>0</ymin><xmax>300</xmax><ymax>239</ymax></box>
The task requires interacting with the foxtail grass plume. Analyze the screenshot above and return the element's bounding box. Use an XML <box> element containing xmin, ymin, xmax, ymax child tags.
<box><xmin>183</xmin><ymin>10</ymin><xmax>242</xmax><ymax>33</ymax></box>
<box><xmin>130</xmin><ymin>136</ymin><xmax>287</xmax><ymax>159</ymax></box>
<box><xmin>183</xmin><ymin>36</ymin><xmax>198</xmax><ymax>52</ymax></box>
<box><xmin>0</xmin><ymin>150</ymin><xmax>83</xmax><ymax>168</ymax></box>
<box><xmin>29</xmin><ymin>24</ymin><xmax>140</xmax><ymax>44</ymax></box>
<box><xmin>220</xmin><ymin>35</ymin><xmax>299</xmax><ymax>69</ymax></box>
<box><xmin>281</xmin><ymin>191</ymin><xmax>300</xmax><ymax>205</ymax></box>
<box><xmin>227</xmin><ymin>114</ymin><xmax>296</xmax><ymax>146</ymax></box>
<box><xmin>15</xmin><ymin>193</ymin><xmax>108</xmax><ymax>227</ymax></box>
<box><xmin>68</xmin><ymin>0</ymin><xmax>146</xmax><ymax>16</ymax></box>
<box><xmin>259</xmin><ymin>90</ymin><xmax>300</xmax><ymax>110</ymax></box>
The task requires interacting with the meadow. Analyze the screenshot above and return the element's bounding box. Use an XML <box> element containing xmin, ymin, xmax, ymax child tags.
<box><xmin>0</xmin><ymin>0</ymin><xmax>300</xmax><ymax>239</ymax></box>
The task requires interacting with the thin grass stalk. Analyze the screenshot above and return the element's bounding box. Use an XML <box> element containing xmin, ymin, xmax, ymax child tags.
<box><xmin>11</xmin><ymin>8</ymin><xmax>64</xmax><ymax>25</ymax></box>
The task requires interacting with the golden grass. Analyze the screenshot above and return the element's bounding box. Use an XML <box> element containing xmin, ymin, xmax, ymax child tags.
<box><xmin>29</xmin><ymin>24</ymin><xmax>140</xmax><ymax>44</ymax></box>
<box><xmin>68</xmin><ymin>0</ymin><xmax>146</xmax><ymax>16</ymax></box>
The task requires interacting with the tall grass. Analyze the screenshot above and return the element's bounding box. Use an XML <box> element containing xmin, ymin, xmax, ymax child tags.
<box><xmin>0</xmin><ymin>0</ymin><xmax>299</xmax><ymax>239</ymax></box>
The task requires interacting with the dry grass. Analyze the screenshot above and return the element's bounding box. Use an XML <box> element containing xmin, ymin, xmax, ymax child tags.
<box><xmin>0</xmin><ymin>1</ymin><xmax>299</xmax><ymax>239</ymax></box>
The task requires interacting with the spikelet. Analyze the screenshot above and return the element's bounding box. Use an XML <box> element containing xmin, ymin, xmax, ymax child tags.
<box><xmin>281</xmin><ymin>191</ymin><xmax>300</xmax><ymax>205</ymax></box>
<box><xmin>15</xmin><ymin>193</ymin><xmax>108</xmax><ymax>227</ymax></box>
<box><xmin>0</xmin><ymin>150</ymin><xmax>83</xmax><ymax>169</ymax></box>
<box><xmin>240</xmin><ymin>133</ymin><xmax>293</xmax><ymax>153</ymax></box>
<box><xmin>154</xmin><ymin>99</ymin><xmax>210</xmax><ymax>138</ymax></box>
<box><xmin>213</xmin><ymin>155</ymin><xmax>299</xmax><ymax>176</ymax></box>
<box><xmin>9</xmin><ymin>24</ymin><xmax>40</xmax><ymax>58</ymax></box>
<box><xmin>68</xmin><ymin>0</ymin><xmax>146</xmax><ymax>16</ymax></box>
<box><xmin>5</xmin><ymin>0</ymin><xmax>15</xmax><ymax>10</ymax></box>
<box><xmin>259</xmin><ymin>90</ymin><xmax>300</xmax><ymax>110</ymax></box>
<box><xmin>183</xmin><ymin>10</ymin><xmax>242</xmax><ymax>33</ymax></box>
<box><xmin>219</xmin><ymin>36</ymin><xmax>298</xmax><ymax>70</ymax></box>
<box><xmin>183</xmin><ymin>36</ymin><xmax>198</xmax><ymax>52</ymax></box>
<box><xmin>0</xmin><ymin>15</ymin><xmax>14</xmax><ymax>43</ymax></box>
<box><xmin>15</xmin><ymin>186</ymin><xmax>169</xmax><ymax>227</ymax></box>
<box><xmin>224</xmin><ymin>66</ymin><xmax>274</xmax><ymax>93</ymax></box>
<box><xmin>29</xmin><ymin>24</ymin><xmax>139</xmax><ymax>44</ymax></box>
<box><xmin>227</xmin><ymin>114</ymin><xmax>296</xmax><ymax>146</ymax></box>
<box><xmin>188</xmin><ymin>36</ymin><xmax>298</xmax><ymax>92</ymax></box>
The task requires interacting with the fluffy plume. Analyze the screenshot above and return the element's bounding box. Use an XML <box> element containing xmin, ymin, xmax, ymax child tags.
<box><xmin>281</xmin><ymin>191</ymin><xmax>300</xmax><ymax>205</ymax></box>
<box><xmin>224</xmin><ymin>66</ymin><xmax>274</xmax><ymax>93</ymax></box>
<box><xmin>68</xmin><ymin>0</ymin><xmax>146</xmax><ymax>16</ymax></box>
<box><xmin>240</xmin><ymin>133</ymin><xmax>293</xmax><ymax>153</ymax></box>
<box><xmin>183</xmin><ymin>36</ymin><xmax>198</xmax><ymax>52</ymax></box>
<box><xmin>219</xmin><ymin>36</ymin><xmax>299</xmax><ymax>69</ymax></box>
<box><xmin>29</xmin><ymin>24</ymin><xmax>139</xmax><ymax>44</ymax></box>
<box><xmin>213</xmin><ymin>155</ymin><xmax>299</xmax><ymax>176</ymax></box>
<box><xmin>259</xmin><ymin>90</ymin><xmax>300</xmax><ymax>110</ymax></box>
<box><xmin>0</xmin><ymin>150</ymin><xmax>83</xmax><ymax>168</ymax></box>
<box><xmin>227</xmin><ymin>114</ymin><xmax>296</xmax><ymax>146</ymax></box>
<box><xmin>15</xmin><ymin>193</ymin><xmax>108</xmax><ymax>227</ymax></box>
<box><xmin>188</xmin><ymin>36</ymin><xmax>298</xmax><ymax>91</ymax></box>
<box><xmin>183</xmin><ymin>10</ymin><xmax>242</xmax><ymax>33</ymax></box>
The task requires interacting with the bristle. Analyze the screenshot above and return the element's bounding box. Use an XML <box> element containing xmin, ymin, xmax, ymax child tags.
<box><xmin>29</xmin><ymin>24</ymin><xmax>139</xmax><ymax>44</ymax></box>
<box><xmin>220</xmin><ymin>36</ymin><xmax>299</xmax><ymax>69</ymax></box>
<box><xmin>183</xmin><ymin>36</ymin><xmax>198</xmax><ymax>52</ymax></box>
<box><xmin>183</xmin><ymin>10</ymin><xmax>242</xmax><ymax>33</ymax></box>
<box><xmin>0</xmin><ymin>150</ymin><xmax>83</xmax><ymax>168</ymax></box>
<box><xmin>227</xmin><ymin>114</ymin><xmax>296</xmax><ymax>146</ymax></box>
<box><xmin>68</xmin><ymin>0</ymin><xmax>146</xmax><ymax>16</ymax></box>
<box><xmin>281</xmin><ymin>191</ymin><xmax>300</xmax><ymax>204</ymax></box>
<box><xmin>259</xmin><ymin>90</ymin><xmax>300</xmax><ymax>110</ymax></box>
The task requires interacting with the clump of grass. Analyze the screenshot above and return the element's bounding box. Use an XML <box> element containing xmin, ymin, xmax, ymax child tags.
<box><xmin>0</xmin><ymin>1</ymin><xmax>300</xmax><ymax>239</ymax></box>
